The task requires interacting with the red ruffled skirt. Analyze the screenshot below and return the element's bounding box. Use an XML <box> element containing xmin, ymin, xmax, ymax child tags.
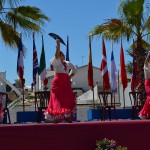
<box><xmin>44</xmin><ymin>73</ymin><xmax>76</xmax><ymax>122</ymax></box>
<box><xmin>139</xmin><ymin>79</ymin><xmax>150</xmax><ymax>118</ymax></box>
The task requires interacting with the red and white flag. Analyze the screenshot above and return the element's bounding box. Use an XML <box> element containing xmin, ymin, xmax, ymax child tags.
<box><xmin>120</xmin><ymin>39</ymin><xmax>128</xmax><ymax>91</ymax></box>
<box><xmin>100</xmin><ymin>37</ymin><xmax>110</xmax><ymax>91</ymax></box>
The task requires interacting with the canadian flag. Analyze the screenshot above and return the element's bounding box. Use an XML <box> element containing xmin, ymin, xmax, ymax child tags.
<box><xmin>100</xmin><ymin>37</ymin><xmax>110</xmax><ymax>91</ymax></box>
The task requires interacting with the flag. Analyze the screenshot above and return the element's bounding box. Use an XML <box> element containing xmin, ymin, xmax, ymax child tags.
<box><xmin>17</xmin><ymin>34</ymin><xmax>25</xmax><ymax>87</ymax></box>
<box><xmin>100</xmin><ymin>37</ymin><xmax>110</xmax><ymax>91</ymax></box>
<box><xmin>110</xmin><ymin>41</ymin><xmax>117</xmax><ymax>93</ymax></box>
<box><xmin>120</xmin><ymin>39</ymin><xmax>128</xmax><ymax>91</ymax></box>
<box><xmin>32</xmin><ymin>32</ymin><xmax>39</xmax><ymax>86</ymax></box>
<box><xmin>131</xmin><ymin>40</ymin><xmax>140</xmax><ymax>91</ymax></box>
<box><xmin>66</xmin><ymin>35</ymin><xmax>70</xmax><ymax>61</ymax></box>
<box><xmin>38</xmin><ymin>35</ymin><xmax>47</xmax><ymax>85</ymax></box>
<box><xmin>87</xmin><ymin>36</ymin><xmax>94</xmax><ymax>90</ymax></box>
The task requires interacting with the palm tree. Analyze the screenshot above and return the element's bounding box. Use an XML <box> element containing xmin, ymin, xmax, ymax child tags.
<box><xmin>90</xmin><ymin>0</ymin><xmax>150</xmax><ymax>100</ymax></box>
<box><xmin>0</xmin><ymin>0</ymin><xmax>50</xmax><ymax>49</ymax></box>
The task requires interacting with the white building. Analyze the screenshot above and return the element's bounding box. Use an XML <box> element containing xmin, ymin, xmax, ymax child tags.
<box><xmin>36</xmin><ymin>65</ymin><xmax>132</xmax><ymax>107</ymax></box>
<box><xmin>46</xmin><ymin>65</ymin><xmax>103</xmax><ymax>92</ymax></box>
<box><xmin>0</xmin><ymin>72</ymin><xmax>6</xmax><ymax>92</ymax></box>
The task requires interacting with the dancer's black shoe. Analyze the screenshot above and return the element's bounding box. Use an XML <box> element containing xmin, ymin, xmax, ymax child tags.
<box><xmin>65</xmin><ymin>118</ymin><xmax>72</xmax><ymax>123</ymax></box>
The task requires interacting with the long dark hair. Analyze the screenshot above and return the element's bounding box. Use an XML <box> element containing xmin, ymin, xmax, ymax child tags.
<box><xmin>60</xmin><ymin>51</ymin><xmax>64</xmax><ymax>56</ymax></box>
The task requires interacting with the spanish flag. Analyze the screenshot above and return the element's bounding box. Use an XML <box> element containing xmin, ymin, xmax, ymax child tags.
<box><xmin>87</xmin><ymin>36</ymin><xmax>94</xmax><ymax>90</ymax></box>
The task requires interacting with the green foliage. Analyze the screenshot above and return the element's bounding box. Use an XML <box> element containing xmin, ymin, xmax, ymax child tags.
<box><xmin>25</xmin><ymin>95</ymin><xmax>34</xmax><ymax>99</ymax></box>
<box><xmin>95</xmin><ymin>138</ymin><xmax>127</xmax><ymax>150</ymax></box>
<box><xmin>89</xmin><ymin>0</ymin><xmax>150</xmax><ymax>94</ymax></box>
<box><xmin>0</xmin><ymin>0</ymin><xmax>50</xmax><ymax>50</ymax></box>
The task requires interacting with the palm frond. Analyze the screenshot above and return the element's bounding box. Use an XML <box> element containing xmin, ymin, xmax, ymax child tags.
<box><xmin>4</xmin><ymin>5</ymin><xmax>50</xmax><ymax>37</ymax></box>
<box><xmin>126</xmin><ymin>61</ymin><xmax>133</xmax><ymax>74</ymax></box>
<box><xmin>0</xmin><ymin>1</ymin><xmax>50</xmax><ymax>51</ymax></box>
<box><xmin>13</xmin><ymin>6</ymin><xmax>50</xmax><ymax>24</ymax></box>
<box><xmin>0</xmin><ymin>20</ymin><xmax>19</xmax><ymax>47</ymax></box>
<box><xmin>0</xmin><ymin>20</ymin><xmax>27</xmax><ymax>55</ymax></box>
<box><xmin>2</xmin><ymin>0</ymin><xmax>24</xmax><ymax>7</ymax></box>
<box><xmin>143</xmin><ymin>16</ymin><xmax>150</xmax><ymax>31</ymax></box>
<box><xmin>6</xmin><ymin>12</ymin><xmax>42</xmax><ymax>31</ymax></box>
<box><xmin>90</xmin><ymin>18</ymin><xmax>134</xmax><ymax>42</ymax></box>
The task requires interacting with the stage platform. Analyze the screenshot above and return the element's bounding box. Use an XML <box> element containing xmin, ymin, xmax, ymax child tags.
<box><xmin>15</xmin><ymin>107</ymin><xmax>140</xmax><ymax>123</ymax></box>
<box><xmin>0</xmin><ymin>120</ymin><xmax>149</xmax><ymax>150</ymax></box>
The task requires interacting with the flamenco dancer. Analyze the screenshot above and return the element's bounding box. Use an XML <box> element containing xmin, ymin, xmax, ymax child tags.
<box><xmin>44</xmin><ymin>39</ymin><xmax>76</xmax><ymax>123</ymax></box>
<box><xmin>139</xmin><ymin>51</ymin><xmax>150</xmax><ymax>119</ymax></box>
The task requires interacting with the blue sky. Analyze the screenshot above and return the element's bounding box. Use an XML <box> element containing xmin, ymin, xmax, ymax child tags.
<box><xmin>0</xmin><ymin>0</ymin><xmax>132</xmax><ymax>86</ymax></box>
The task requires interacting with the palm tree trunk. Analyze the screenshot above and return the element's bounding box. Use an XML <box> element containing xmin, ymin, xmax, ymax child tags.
<box><xmin>136</xmin><ymin>37</ymin><xmax>147</xmax><ymax>104</ymax></box>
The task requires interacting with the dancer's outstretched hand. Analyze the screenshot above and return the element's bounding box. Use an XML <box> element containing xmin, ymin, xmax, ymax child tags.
<box><xmin>56</xmin><ymin>39</ymin><xmax>60</xmax><ymax>45</ymax></box>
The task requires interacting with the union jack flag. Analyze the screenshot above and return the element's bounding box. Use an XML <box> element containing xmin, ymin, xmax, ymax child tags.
<box><xmin>32</xmin><ymin>32</ymin><xmax>39</xmax><ymax>86</ymax></box>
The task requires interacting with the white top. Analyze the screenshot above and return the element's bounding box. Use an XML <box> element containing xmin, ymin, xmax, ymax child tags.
<box><xmin>50</xmin><ymin>57</ymin><xmax>76</xmax><ymax>75</ymax></box>
<box><xmin>144</xmin><ymin>64</ymin><xmax>150</xmax><ymax>79</ymax></box>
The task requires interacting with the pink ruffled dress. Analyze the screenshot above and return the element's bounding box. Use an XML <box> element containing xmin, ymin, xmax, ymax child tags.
<box><xmin>139</xmin><ymin>64</ymin><xmax>150</xmax><ymax>119</ymax></box>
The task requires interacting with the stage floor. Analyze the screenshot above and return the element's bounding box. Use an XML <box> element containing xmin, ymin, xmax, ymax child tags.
<box><xmin>0</xmin><ymin>120</ymin><xmax>150</xmax><ymax>150</ymax></box>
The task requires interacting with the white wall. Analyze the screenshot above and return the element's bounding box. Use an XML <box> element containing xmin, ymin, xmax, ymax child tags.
<box><xmin>119</xmin><ymin>82</ymin><xmax>132</xmax><ymax>107</ymax></box>
<box><xmin>77</xmin><ymin>85</ymin><xmax>100</xmax><ymax>104</ymax></box>
<box><xmin>72</xmin><ymin>66</ymin><xmax>102</xmax><ymax>91</ymax></box>
<box><xmin>46</xmin><ymin>65</ymin><xmax>103</xmax><ymax>92</ymax></box>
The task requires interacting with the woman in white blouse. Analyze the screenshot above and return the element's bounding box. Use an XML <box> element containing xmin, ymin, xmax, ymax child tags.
<box><xmin>139</xmin><ymin>51</ymin><xmax>150</xmax><ymax>119</ymax></box>
<box><xmin>44</xmin><ymin>39</ymin><xmax>76</xmax><ymax>123</ymax></box>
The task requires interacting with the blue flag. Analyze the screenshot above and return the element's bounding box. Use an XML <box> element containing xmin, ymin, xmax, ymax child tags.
<box><xmin>66</xmin><ymin>35</ymin><xmax>70</xmax><ymax>61</ymax></box>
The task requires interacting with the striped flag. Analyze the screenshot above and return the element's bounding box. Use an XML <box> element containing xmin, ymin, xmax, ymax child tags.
<box><xmin>87</xmin><ymin>36</ymin><xmax>94</xmax><ymax>90</ymax></box>
<box><xmin>38</xmin><ymin>35</ymin><xmax>47</xmax><ymax>85</ymax></box>
<box><xmin>66</xmin><ymin>35</ymin><xmax>70</xmax><ymax>61</ymax></box>
<box><xmin>120</xmin><ymin>39</ymin><xmax>128</xmax><ymax>91</ymax></box>
<box><xmin>110</xmin><ymin>41</ymin><xmax>117</xmax><ymax>93</ymax></box>
<box><xmin>32</xmin><ymin>33</ymin><xmax>39</xmax><ymax>86</ymax></box>
<box><xmin>17</xmin><ymin>34</ymin><xmax>25</xmax><ymax>87</ymax></box>
<box><xmin>131</xmin><ymin>40</ymin><xmax>140</xmax><ymax>91</ymax></box>
<box><xmin>100</xmin><ymin>37</ymin><xmax>110</xmax><ymax>91</ymax></box>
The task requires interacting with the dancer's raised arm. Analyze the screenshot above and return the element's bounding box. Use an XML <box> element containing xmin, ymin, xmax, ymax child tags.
<box><xmin>55</xmin><ymin>39</ymin><xmax>60</xmax><ymax>59</ymax></box>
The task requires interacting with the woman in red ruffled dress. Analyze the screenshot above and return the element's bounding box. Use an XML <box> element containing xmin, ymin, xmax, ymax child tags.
<box><xmin>44</xmin><ymin>39</ymin><xmax>76</xmax><ymax>123</ymax></box>
<box><xmin>139</xmin><ymin>51</ymin><xmax>150</xmax><ymax>119</ymax></box>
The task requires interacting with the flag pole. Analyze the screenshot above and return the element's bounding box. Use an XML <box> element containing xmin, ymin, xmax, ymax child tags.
<box><xmin>66</xmin><ymin>35</ymin><xmax>70</xmax><ymax>61</ymax></box>
<box><xmin>34</xmin><ymin>84</ymin><xmax>36</xmax><ymax>111</ymax></box>
<box><xmin>88</xmin><ymin>36</ymin><xmax>95</xmax><ymax>109</ymax></box>
<box><xmin>120</xmin><ymin>38</ymin><xmax>128</xmax><ymax>109</ymax></box>
<box><xmin>92</xmin><ymin>87</ymin><xmax>95</xmax><ymax>109</ymax></box>
<box><xmin>22</xmin><ymin>86</ymin><xmax>25</xmax><ymax>111</ymax></box>
<box><xmin>117</xmin><ymin>70</ymin><xmax>120</xmax><ymax>104</ymax></box>
<box><xmin>17</xmin><ymin>33</ymin><xmax>25</xmax><ymax>111</ymax></box>
<box><xmin>123</xmin><ymin>90</ymin><xmax>126</xmax><ymax>109</ymax></box>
